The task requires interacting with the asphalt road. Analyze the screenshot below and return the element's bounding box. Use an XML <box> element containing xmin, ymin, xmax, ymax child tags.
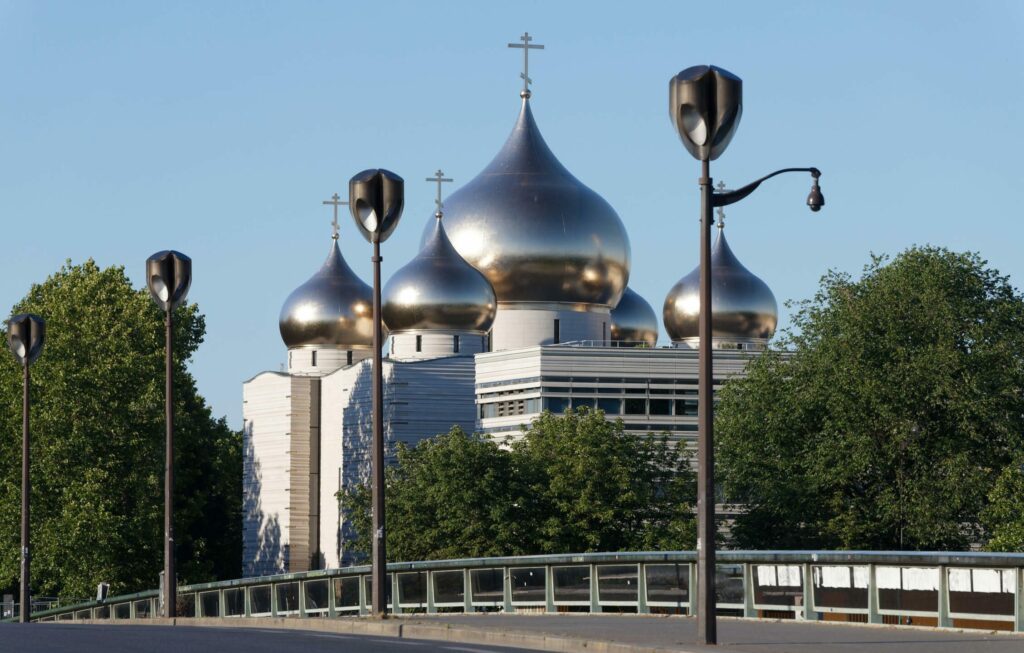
<box><xmin>0</xmin><ymin>624</ymin><xmax>534</xmax><ymax>653</ymax></box>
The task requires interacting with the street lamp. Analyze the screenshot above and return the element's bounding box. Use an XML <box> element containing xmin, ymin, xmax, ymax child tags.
<box><xmin>348</xmin><ymin>168</ymin><xmax>404</xmax><ymax>618</ymax></box>
<box><xmin>669</xmin><ymin>65</ymin><xmax>823</xmax><ymax>645</ymax></box>
<box><xmin>145</xmin><ymin>250</ymin><xmax>192</xmax><ymax>619</ymax></box>
<box><xmin>7</xmin><ymin>313</ymin><xmax>45</xmax><ymax>624</ymax></box>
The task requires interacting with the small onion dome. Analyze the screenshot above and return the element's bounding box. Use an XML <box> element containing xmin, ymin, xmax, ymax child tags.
<box><xmin>427</xmin><ymin>98</ymin><xmax>631</xmax><ymax>307</ymax></box>
<box><xmin>383</xmin><ymin>215</ymin><xmax>497</xmax><ymax>334</ymax></box>
<box><xmin>279</xmin><ymin>240</ymin><xmax>376</xmax><ymax>349</ymax></box>
<box><xmin>663</xmin><ymin>223</ymin><xmax>778</xmax><ymax>345</ymax></box>
<box><xmin>610</xmin><ymin>287</ymin><xmax>658</xmax><ymax>347</ymax></box>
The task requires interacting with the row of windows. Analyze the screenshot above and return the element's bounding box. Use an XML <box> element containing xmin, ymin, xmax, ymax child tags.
<box><xmin>479</xmin><ymin>397</ymin><xmax>701</xmax><ymax>419</ymax></box>
<box><xmin>390</xmin><ymin>335</ymin><xmax>488</xmax><ymax>354</ymax></box>
<box><xmin>288</xmin><ymin>350</ymin><xmax>354</xmax><ymax>368</ymax></box>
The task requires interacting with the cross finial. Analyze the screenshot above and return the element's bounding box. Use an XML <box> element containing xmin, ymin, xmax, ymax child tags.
<box><xmin>323</xmin><ymin>192</ymin><xmax>349</xmax><ymax>240</ymax></box>
<box><xmin>508</xmin><ymin>31</ymin><xmax>544</xmax><ymax>98</ymax></box>
<box><xmin>426</xmin><ymin>169</ymin><xmax>453</xmax><ymax>218</ymax></box>
<box><xmin>715</xmin><ymin>181</ymin><xmax>727</xmax><ymax>228</ymax></box>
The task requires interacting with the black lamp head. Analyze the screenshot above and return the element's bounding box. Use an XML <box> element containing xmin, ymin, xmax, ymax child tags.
<box><xmin>669</xmin><ymin>65</ymin><xmax>743</xmax><ymax>161</ymax></box>
<box><xmin>7</xmin><ymin>313</ymin><xmax>45</xmax><ymax>366</ymax></box>
<box><xmin>146</xmin><ymin>250</ymin><xmax>192</xmax><ymax>311</ymax></box>
<box><xmin>349</xmin><ymin>169</ymin><xmax>404</xmax><ymax>244</ymax></box>
<box><xmin>807</xmin><ymin>169</ymin><xmax>825</xmax><ymax>212</ymax></box>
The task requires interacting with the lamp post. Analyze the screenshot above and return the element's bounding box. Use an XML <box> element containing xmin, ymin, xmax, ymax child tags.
<box><xmin>348</xmin><ymin>168</ymin><xmax>404</xmax><ymax>617</ymax></box>
<box><xmin>669</xmin><ymin>65</ymin><xmax>824</xmax><ymax>645</ymax></box>
<box><xmin>7</xmin><ymin>313</ymin><xmax>45</xmax><ymax>624</ymax></box>
<box><xmin>145</xmin><ymin>250</ymin><xmax>192</xmax><ymax>619</ymax></box>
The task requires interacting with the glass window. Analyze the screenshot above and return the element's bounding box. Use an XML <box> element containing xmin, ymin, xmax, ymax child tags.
<box><xmin>525</xmin><ymin>398</ymin><xmax>540</xmax><ymax>413</ymax></box>
<box><xmin>511</xmin><ymin>567</ymin><xmax>546</xmax><ymax>603</ymax></box>
<box><xmin>311</xmin><ymin>350</ymin><xmax>317</xmax><ymax>367</ymax></box>
<box><xmin>304</xmin><ymin>579</ymin><xmax>330</xmax><ymax>612</ymax></box>
<box><xmin>598</xmin><ymin>565</ymin><xmax>638</xmax><ymax>603</ymax></box>
<box><xmin>249</xmin><ymin>585</ymin><xmax>271</xmax><ymax>615</ymax></box>
<box><xmin>480</xmin><ymin>403</ymin><xmax>498</xmax><ymax>419</ymax></box>
<box><xmin>646</xmin><ymin>564</ymin><xmax>689</xmax><ymax>605</ymax></box>
<box><xmin>544</xmin><ymin>397</ymin><xmax>570</xmax><ymax>413</ymax></box>
<box><xmin>649</xmin><ymin>399</ymin><xmax>672</xmax><ymax>415</ymax></box>
<box><xmin>453</xmin><ymin>335</ymin><xmax>460</xmax><ymax>353</ymax></box>
<box><xmin>276</xmin><ymin>582</ymin><xmax>300</xmax><ymax>613</ymax></box>
<box><xmin>571</xmin><ymin>397</ymin><xmax>595</xmax><ymax>409</ymax></box>
<box><xmin>200</xmin><ymin>591</ymin><xmax>220</xmax><ymax>617</ymax></box>
<box><xmin>223</xmin><ymin>588</ymin><xmax>244</xmax><ymax>616</ymax></box>
<box><xmin>398</xmin><ymin>572</ymin><xmax>427</xmax><ymax>606</ymax></box>
<box><xmin>433</xmin><ymin>570</ymin><xmax>465</xmax><ymax>605</ymax></box>
<box><xmin>624</xmin><ymin>398</ymin><xmax>646</xmax><ymax>415</ymax></box>
<box><xmin>675</xmin><ymin>399</ymin><xmax>698</xmax><ymax>416</ymax></box>
<box><xmin>333</xmin><ymin>577</ymin><xmax>360</xmax><ymax>609</ymax></box>
<box><xmin>553</xmin><ymin>566</ymin><xmax>590</xmax><ymax>603</ymax></box>
<box><xmin>597</xmin><ymin>398</ymin><xmax>621</xmax><ymax>415</ymax></box>
<box><xmin>470</xmin><ymin>568</ymin><xmax>504</xmax><ymax>605</ymax></box>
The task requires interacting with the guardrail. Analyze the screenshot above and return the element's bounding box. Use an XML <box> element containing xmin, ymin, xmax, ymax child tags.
<box><xmin>20</xmin><ymin>551</ymin><xmax>1024</xmax><ymax>632</ymax></box>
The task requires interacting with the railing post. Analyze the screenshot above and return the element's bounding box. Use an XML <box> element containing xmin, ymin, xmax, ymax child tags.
<box><xmin>637</xmin><ymin>564</ymin><xmax>649</xmax><ymax>615</ymax></box>
<box><xmin>391</xmin><ymin>573</ymin><xmax>402</xmax><ymax>615</ymax></box>
<box><xmin>463</xmin><ymin>569</ymin><xmax>474</xmax><ymax>614</ymax></box>
<box><xmin>270</xmin><ymin>582</ymin><xmax>278</xmax><ymax>618</ymax></box>
<box><xmin>358</xmin><ymin>575</ymin><xmax>368</xmax><ymax>617</ymax></box>
<box><xmin>545</xmin><ymin>565</ymin><xmax>555</xmax><ymax>614</ymax></box>
<box><xmin>867</xmin><ymin>564</ymin><xmax>881</xmax><ymax>624</ymax></box>
<box><xmin>688</xmin><ymin>562</ymin><xmax>697</xmax><ymax>617</ymax></box>
<box><xmin>502</xmin><ymin>567</ymin><xmax>513</xmax><ymax>613</ymax></box>
<box><xmin>244</xmin><ymin>586</ymin><xmax>252</xmax><ymax>617</ymax></box>
<box><xmin>298</xmin><ymin>581</ymin><xmax>308</xmax><ymax>618</ymax></box>
<box><xmin>219</xmin><ymin>589</ymin><xmax>226</xmax><ymax>620</ymax></box>
<box><xmin>426</xmin><ymin>572</ymin><xmax>436</xmax><ymax>615</ymax></box>
<box><xmin>801</xmin><ymin>563</ymin><xmax>818</xmax><ymax>621</ymax></box>
<box><xmin>590</xmin><ymin>564</ymin><xmax>602</xmax><ymax>614</ymax></box>
<box><xmin>129</xmin><ymin>599</ymin><xmax>136</xmax><ymax>620</ymax></box>
<box><xmin>742</xmin><ymin>563</ymin><xmax>756</xmax><ymax>618</ymax></box>
<box><xmin>1014</xmin><ymin>566</ymin><xmax>1023</xmax><ymax>633</ymax></box>
<box><xmin>937</xmin><ymin>565</ymin><xmax>951</xmax><ymax>628</ymax></box>
<box><xmin>328</xmin><ymin>577</ymin><xmax>337</xmax><ymax>618</ymax></box>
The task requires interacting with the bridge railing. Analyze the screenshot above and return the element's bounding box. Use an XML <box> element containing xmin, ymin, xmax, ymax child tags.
<box><xmin>24</xmin><ymin>551</ymin><xmax>1024</xmax><ymax>632</ymax></box>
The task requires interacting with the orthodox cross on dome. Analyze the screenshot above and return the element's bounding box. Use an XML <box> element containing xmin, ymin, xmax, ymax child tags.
<box><xmin>426</xmin><ymin>169</ymin><xmax>453</xmax><ymax>217</ymax></box>
<box><xmin>508</xmin><ymin>31</ymin><xmax>544</xmax><ymax>98</ymax></box>
<box><xmin>715</xmin><ymin>181</ymin><xmax>728</xmax><ymax>228</ymax></box>
<box><xmin>322</xmin><ymin>192</ymin><xmax>349</xmax><ymax>240</ymax></box>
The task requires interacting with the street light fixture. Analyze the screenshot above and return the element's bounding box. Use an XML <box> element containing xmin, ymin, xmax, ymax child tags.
<box><xmin>348</xmin><ymin>168</ymin><xmax>404</xmax><ymax>618</ymax></box>
<box><xmin>145</xmin><ymin>250</ymin><xmax>192</xmax><ymax>619</ymax></box>
<box><xmin>669</xmin><ymin>65</ymin><xmax>823</xmax><ymax>646</ymax></box>
<box><xmin>7</xmin><ymin>313</ymin><xmax>45</xmax><ymax>624</ymax></box>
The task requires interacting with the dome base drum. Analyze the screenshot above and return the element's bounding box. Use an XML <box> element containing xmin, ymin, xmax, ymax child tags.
<box><xmin>491</xmin><ymin>303</ymin><xmax>611</xmax><ymax>351</ymax></box>
<box><xmin>287</xmin><ymin>346</ymin><xmax>372</xmax><ymax>376</ymax></box>
<box><xmin>388</xmin><ymin>330</ymin><xmax>488</xmax><ymax>361</ymax></box>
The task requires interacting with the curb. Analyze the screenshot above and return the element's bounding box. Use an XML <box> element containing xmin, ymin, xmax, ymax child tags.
<box><xmin>57</xmin><ymin>616</ymin><xmax>714</xmax><ymax>653</ymax></box>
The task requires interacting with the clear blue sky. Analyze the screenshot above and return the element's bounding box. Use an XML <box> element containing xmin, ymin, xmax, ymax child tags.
<box><xmin>2</xmin><ymin>1</ymin><xmax>1022</xmax><ymax>428</ymax></box>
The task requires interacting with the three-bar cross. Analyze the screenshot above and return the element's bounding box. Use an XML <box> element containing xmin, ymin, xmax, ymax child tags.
<box><xmin>508</xmin><ymin>32</ymin><xmax>544</xmax><ymax>97</ymax></box>
<box><xmin>426</xmin><ymin>169</ymin><xmax>453</xmax><ymax>216</ymax></box>
<box><xmin>323</xmin><ymin>192</ymin><xmax>349</xmax><ymax>240</ymax></box>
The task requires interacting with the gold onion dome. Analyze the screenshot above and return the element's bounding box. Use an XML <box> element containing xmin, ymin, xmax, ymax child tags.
<box><xmin>383</xmin><ymin>214</ymin><xmax>497</xmax><ymax>334</ymax></box>
<box><xmin>663</xmin><ymin>223</ymin><xmax>778</xmax><ymax>345</ymax></box>
<box><xmin>610</xmin><ymin>287</ymin><xmax>659</xmax><ymax>347</ymax></box>
<box><xmin>279</xmin><ymin>240</ymin><xmax>376</xmax><ymax>349</ymax></box>
<box><xmin>427</xmin><ymin>98</ymin><xmax>631</xmax><ymax>307</ymax></box>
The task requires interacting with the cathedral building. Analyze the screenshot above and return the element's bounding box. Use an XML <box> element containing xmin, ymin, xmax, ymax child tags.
<box><xmin>242</xmin><ymin>71</ymin><xmax>779</xmax><ymax>575</ymax></box>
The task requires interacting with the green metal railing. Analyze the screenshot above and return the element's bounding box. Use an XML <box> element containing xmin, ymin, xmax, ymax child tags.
<box><xmin>19</xmin><ymin>550</ymin><xmax>1024</xmax><ymax>632</ymax></box>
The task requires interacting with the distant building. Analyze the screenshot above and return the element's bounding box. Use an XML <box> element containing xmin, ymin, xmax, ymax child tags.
<box><xmin>242</xmin><ymin>79</ymin><xmax>778</xmax><ymax>575</ymax></box>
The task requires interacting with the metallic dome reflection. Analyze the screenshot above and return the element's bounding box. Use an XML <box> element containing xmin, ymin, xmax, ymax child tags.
<box><xmin>279</xmin><ymin>240</ymin><xmax>376</xmax><ymax>349</ymax></box>
<box><xmin>425</xmin><ymin>99</ymin><xmax>631</xmax><ymax>307</ymax></box>
<box><xmin>384</xmin><ymin>215</ymin><xmax>497</xmax><ymax>334</ymax></box>
<box><xmin>663</xmin><ymin>224</ymin><xmax>777</xmax><ymax>346</ymax></box>
<box><xmin>610</xmin><ymin>287</ymin><xmax>659</xmax><ymax>347</ymax></box>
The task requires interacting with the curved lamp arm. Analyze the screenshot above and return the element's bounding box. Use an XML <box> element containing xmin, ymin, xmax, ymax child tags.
<box><xmin>713</xmin><ymin>167</ymin><xmax>821</xmax><ymax>208</ymax></box>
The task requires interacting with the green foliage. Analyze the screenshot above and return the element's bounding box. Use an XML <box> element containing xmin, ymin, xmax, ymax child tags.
<box><xmin>341</xmin><ymin>409</ymin><xmax>695</xmax><ymax>561</ymax></box>
<box><xmin>0</xmin><ymin>260</ymin><xmax>241</xmax><ymax>600</ymax></box>
<box><xmin>982</xmin><ymin>459</ymin><xmax>1024</xmax><ymax>551</ymax></box>
<box><xmin>716</xmin><ymin>247</ymin><xmax>1024</xmax><ymax>550</ymax></box>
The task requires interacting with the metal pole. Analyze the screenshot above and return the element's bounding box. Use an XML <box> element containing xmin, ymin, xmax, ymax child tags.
<box><xmin>371</xmin><ymin>239</ymin><xmax>387</xmax><ymax>617</ymax></box>
<box><xmin>20</xmin><ymin>362</ymin><xmax>30</xmax><ymax>624</ymax></box>
<box><xmin>163</xmin><ymin>309</ymin><xmax>176</xmax><ymax>618</ymax></box>
<box><xmin>696</xmin><ymin>157</ymin><xmax>717</xmax><ymax>645</ymax></box>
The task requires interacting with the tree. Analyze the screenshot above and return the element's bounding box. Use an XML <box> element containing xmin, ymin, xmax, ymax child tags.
<box><xmin>716</xmin><ymin>247</ymin><xmax>1024</xmax><ymax>550</ymax></box>
<box><xmin>981</xmin><ymin>459</ymin><xmax>1024</xmax><ymax>551</ymax></box>
<box><xmin>341</xmin><ymin>409</ymin><xmax>695</xmax><ymax>561</ymax></box>
<box><xmin>0</xmin><ymin>260</ymin><xmax>241</xmax><ymax>600</ymax></box>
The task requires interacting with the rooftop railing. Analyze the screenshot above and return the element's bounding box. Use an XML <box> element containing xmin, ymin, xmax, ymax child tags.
<box><xmin>17</xmin><ymin>550</ymin><xmax>1024</xmax><ymax>632</ymax></box>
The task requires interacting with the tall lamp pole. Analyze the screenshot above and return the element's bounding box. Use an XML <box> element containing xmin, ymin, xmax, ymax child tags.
<box><xmin>348</xmin><ymin>168</ymin><xmax>404</xmax><ymax>617</ymax></box>
<box><xmin>7</xmin><ymin>314</ymin><xmax>45</xmax><ymax>624</ymax></box>
<box><xmin>145</xmin><ymin>250</ymin><xmax>192</xmax><ymax>619</ymax></box>
<box><xmin>669</xmin><ymin>65</ymin><xmax>824</xmax><ymax>645</ymax></box>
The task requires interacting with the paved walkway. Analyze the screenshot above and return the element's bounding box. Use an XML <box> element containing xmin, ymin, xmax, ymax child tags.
<box><xmin>397</xmin><ymin>613</ymin><xmax>1023</xmax><ymax>653</ymax></box>
<box><xmin>22</xmin><ymin>613</ymin><xmax>1024</xmax><ymax>653</ymax></box>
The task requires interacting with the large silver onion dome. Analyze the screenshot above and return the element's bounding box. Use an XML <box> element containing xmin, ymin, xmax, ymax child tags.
<box><xmin>663</xmin><ymin>223</ymin><xmax>778</xmax><ymax>344</ymax></box>
<box><xmin>425</xmin><ymin>99</ymin><xmax>630</xmax><ymax>306</ymax></box>
<box><xmin>610</xmin><ymin>286</ymin><xmax>659</xmax><ymax>347</ymax></box>
<box><xmin>279</xmin><ymin>240</ymin><xmax>376</xmax><ymax>349</ymax></box>
<box><xmin>383</xmin><ymin>215</ymin><xmax>496</xmax><ymax>333</ymax></box>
